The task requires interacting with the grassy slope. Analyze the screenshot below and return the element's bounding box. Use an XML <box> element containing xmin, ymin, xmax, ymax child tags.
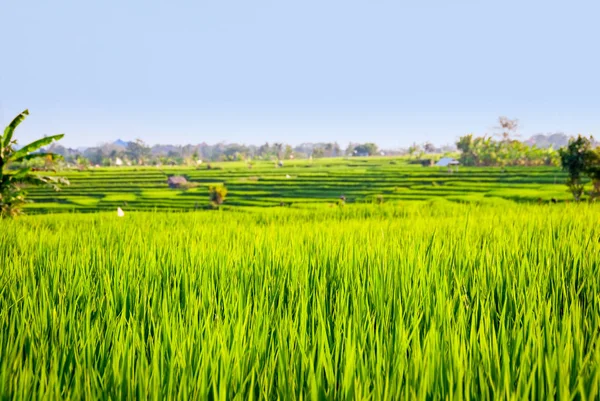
<box><xmin>1</xmin><ymin>203</ymin><xmax>599</xmax><ymax>399</ymax></box>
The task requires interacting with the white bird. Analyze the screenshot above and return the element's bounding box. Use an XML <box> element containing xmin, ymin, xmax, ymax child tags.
<box><xmin>286</xmin><ymin>174</ymin><xmax>291</xmax><ymax>179</ymax></box>
<box><xmin>117</xmin><ymin>207</ymin><xmax>125</xmax><ymax>217</ymax></box>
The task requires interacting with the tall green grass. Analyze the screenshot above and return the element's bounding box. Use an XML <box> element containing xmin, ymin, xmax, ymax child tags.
<box><xmin>1</xmin><ymin>203</ymin><xmax>599</xmax><ymax>399</ymax></box>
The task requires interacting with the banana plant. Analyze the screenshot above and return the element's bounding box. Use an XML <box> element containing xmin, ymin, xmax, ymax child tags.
<box><xmin>1</xmin><ymin>110</ymin><xmax>69</xmax><ymax>217</ymax></box>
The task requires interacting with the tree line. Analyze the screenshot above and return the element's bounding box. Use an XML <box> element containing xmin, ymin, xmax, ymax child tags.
<box><xmin>42</xmin><ymin>140</ymin><xmax>387</xmax><ymax>168</ymax></box>
<box><xmin>455</xmin><ymin>117</ymin><xmax>560</xmax><ymax>167</ymax></box>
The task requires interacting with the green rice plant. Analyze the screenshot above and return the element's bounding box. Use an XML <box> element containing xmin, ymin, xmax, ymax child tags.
<box><xmin>1</xmin><ymin>204</ymin><xmax>599</xmax><ymax>399</ymax></box>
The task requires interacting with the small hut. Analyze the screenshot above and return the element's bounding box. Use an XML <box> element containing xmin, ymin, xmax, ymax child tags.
<box><xmin>167</xmin><ymin>175</ymin><xmax>188</xmax><ymax>188</ymax></box>
<box><xmin>435</xmin><ymin>157</ymin><xmax>460</xmax><ymax>173</ymax></box>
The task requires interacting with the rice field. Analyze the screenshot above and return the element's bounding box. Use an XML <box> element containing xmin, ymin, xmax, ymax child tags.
<box><xmin>2</xmin><ymin>202</ymin><xmax>600</xmax><ymax>399</ymax></box>
<box><xmin>23</xmin><ymin>158</ymin><xmax>572</xmax><ymax>213</ymax></box>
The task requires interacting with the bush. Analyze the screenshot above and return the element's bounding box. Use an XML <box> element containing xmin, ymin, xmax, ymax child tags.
<box><xmin>209</xmin><ymin>185</ymin><xmax>227</xmax><ymax>207</ymax></box>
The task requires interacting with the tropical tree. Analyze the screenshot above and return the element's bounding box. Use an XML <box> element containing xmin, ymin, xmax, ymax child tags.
<box><xmin>586</xmin><ymin>146</ymin><xmax>600</xmax><ymax>200</ymax></box>
<box><xmin>456</xmin><ymin>134</ymin><xmax>477</xmax><ymax>165</ymax></box>
<box><xmin>407</xmin><ymin>143</ymin><xmax>420</xmax><ymax>159</ymax></box>
<box><xmin>0</xmin><ymin>110</ymin><xmax>69</xmax><ymax>217</ymax></box>
<box><xmin>354</xmin><ymin>143</ymin><xmax>378</xmax><ymax>156</ymax></box>
<box><xmin>344</xmin><ymin>143</ymin><xmax>355</xmax><ymax>156</ymax></box>
<box><xmin>126</xmin><ymin>139</ymin><xmax>151</xmax><ymax>165</ymax></box>
<box><xmin>496</xmin><ymin>116</ymin><xmax>519</xmax><ymax>143</ymax></box>
<box><xmin>284</xmin><ymin>145</ymin><xmax>294</xmax><ymax>160</ymax></box>
<box><xmin>332</xmin><ymin>142</ymin><xmax>341</xmax><ymax>157</ymax></box>
<box><xmin>312</xmin><ymin>147</ymin><xmax>325</xmax><ymax>158</ymax></box>
<box><xmin>273</xmin><ymin>143</ymin><xmax>284</xmax><ymax>160</ymax></box>
<box><xmin>76</xmin><ymin>156</ymin><xmax>90</xmax><ymax>170</ymax></box>
<box><xmin>423</xmin><ymin>142</ymin><xmax>436</xmax><ymax>154</ymax></box>
<box><xmin>558</xmin><ymin>135</ymin><xmax>594</xmax><ymax>201</ymax></box>
<box><xmin>457</xmin><ymin>128</ymin><xmax>561</xmax><ymax>168</ymax></box>
<box><xmin>83</xmin><ymin>147</ymin><xmax>104</xmax><ymax>165</ymax></box>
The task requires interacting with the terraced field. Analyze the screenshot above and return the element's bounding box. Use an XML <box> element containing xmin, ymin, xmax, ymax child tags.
<box><xmin>25</xmin><ymin>157</ymin><xmax>571</xmax><ymax>213</ymax></box>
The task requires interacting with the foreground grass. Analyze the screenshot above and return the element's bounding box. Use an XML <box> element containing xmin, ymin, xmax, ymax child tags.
<box><xmin>1</xmin><ymin>203</ymin><xmax>599</xmax><ymax>399</ymax></box>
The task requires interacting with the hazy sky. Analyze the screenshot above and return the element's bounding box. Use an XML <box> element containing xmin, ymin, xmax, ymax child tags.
<box><xmin>2</xmin><ymin>0</ymin><xmax>599</xmax><ymax>149</ymax></box>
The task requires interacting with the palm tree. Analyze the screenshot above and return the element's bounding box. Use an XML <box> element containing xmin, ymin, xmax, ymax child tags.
<box><xmin>0</xmin><ymin>110</ymin><xmax>69</xmax><ymax>217</ymax></box>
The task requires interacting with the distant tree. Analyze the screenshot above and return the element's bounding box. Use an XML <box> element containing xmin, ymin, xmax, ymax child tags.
<box><xmin>76</xmin><ymin>156</ymin><xmax>90</xmax><ymax>169</ymax></box>
<box><xmin>273</xmin><ymin>143</ymin><xmax>284</xmax><ymax>160</ymax></box>
<box><xmin>312</xmin><ymin>147</ymin><xmax>325</xmax><ymax>158</ymax></box>
<box><xmin>558</xmin><ymin>135</ymin><xmax>595</xmax><ymax>201</ymax></box>
<box><xmin>353</xmin><ymin>143</ymin><xmax>378</xmax><ymax>156</ymax></box>
<box><xmin>407</xmin><ymin>143</ymin><xmax>421</xmax><ymax>159</ymax></box>
<box><xmin>456</xmin><ymin>135</ymin><xmax>472</xmax><ymax>152</ymax></box>
<box><xmin>345</xmin><ymin>143</ymin><xmax>355</xmax><ymax>156</ymax></box>
<box><xmin>332</xmin><ymin>142</ymin><xmax>341</xmax><ymax>157</ymax></box>
<box><xmin>167</xmin><ymin>149</ymin><xmax>182</xmax><ymax>159</ymax></box>
<box><xmin>365</xmin><ymin>143</ymin><xmax>378</xmax><ymax>156</ymax></box>
<box><xmin>0</xmin><ymin>110</ymin><xmax>69</xmax><ymax>217</ymax></box>
<box><xmin>284</xmin><ymin>145</ymin><xmax>293</xmax><ymax>159</ymax></box>
<box><xmin>223</xmin><ymin>144</ymin><xmax>248</xmax><ymax>161</ymax></box>
<box><xmin>99</xmin><ymin>143</ymin><xmax>124</xmax><ymax>161</ymax></box>
<box><xmin>126</xmin><ymin>139</ymin><xmax>151</xmax><ymax>165</ymax></box>
<box><xmin>46</xmin><ymin>143</ymin><xmax>78</xmax><ymax>164</ymax></box>
<box><xmin>423</xmin><ymin>142</ymin><xmax>436</xmax><ymax>154</ymax></box>
<box><xmin>496</xmin><ymin>116</ymin><xmax>519</xmax><ymax>142</ymax></box>
<box><xmin>586</xmin><ymin>146</ymin><xmax>600</xmax><ymax>200</ymax></box>
<box><xmin>456</xmin><ymin>134</ymin><xmax>476</xmax><ymax>165</ymax></box>
<box><xmin>323</xmin><ymin>142</ymin><xmax>342</xmax><ymax>157</ymax></box>
<box><xmin>258</xmin><ymin>142</ymin><xmax>272</xmax><ymax>159</ymax></box>
<box><xmin>83</xmin><ymin>147</ymin><xmax>104</xmax><ymax>165</ymax></box>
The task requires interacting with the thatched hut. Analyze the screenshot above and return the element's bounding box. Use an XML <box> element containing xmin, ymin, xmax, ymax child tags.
<box><xmin>167</xmin><ymin>175</ymin><xmax>188</xmax><ymax>188</ymax></box>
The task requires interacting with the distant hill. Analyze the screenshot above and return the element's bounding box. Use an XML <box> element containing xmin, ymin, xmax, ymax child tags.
<box><xmin>525</xmin><ymin>133</ymin><xmax>570</xmax><ymax>149</ymax></box>
<box><xmin>525</xmin><ymin>133</ymin><xmax>598</xmax><ymax>149</ymax></box>
<box><xmin>113</xmin><ymin>139</ymin><xmax>130</xmax><ymax>148</ymax></box>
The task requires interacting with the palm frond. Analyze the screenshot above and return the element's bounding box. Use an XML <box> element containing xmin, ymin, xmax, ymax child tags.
<box><xmin>1</xmin><ymin>110</ymin><xmax>68</xmax><ymax>217</ymax></box>
<box><xmin>2</xmin><ymin>110</ymin><xmax>29</xmax><ymax>148</ymax></box>
<box><xmin>9</xmin><ymin>134</ymin><xmax>65</xmax><ymax>163</ymax></box>
<box><xmin>15</xmin><ymin>174</ymin><xmax>59</xmax><ymax>191</ymax></box>
<box><xmin>11</xmin><ymin>168</ymin><xmax>33</xmax><ymax>180</ymax></box>
<box><xmin>12</xmin><ymin>152</ymin><xmax>64</xmax><ymax>163</ymax></box>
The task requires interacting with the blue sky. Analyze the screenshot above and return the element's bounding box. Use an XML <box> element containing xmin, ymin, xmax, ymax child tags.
<box><xmin>1</xmin><ymin>0</ymin><xmax>598</xmax><ymax>149</ymax></box>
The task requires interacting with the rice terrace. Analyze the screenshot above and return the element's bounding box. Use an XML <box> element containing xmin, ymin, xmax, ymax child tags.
<box><xmin>19</xmin><ymin>161</ymin><xmax>577</xmax><ymax>213</ymax></box>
